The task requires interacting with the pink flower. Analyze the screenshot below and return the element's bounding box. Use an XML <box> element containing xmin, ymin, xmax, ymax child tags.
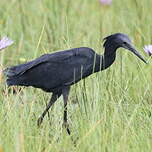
<box><xmin>0</xmin><ymin>37</ymin><xmax>14</xmax><ymax>51</ymax></box>
<box><xmin>99</xmin><ymin>0</ymin><xmax>112</xmax><ymax>5</ymax></box>
<box><xmin>143</xmin><ymin>45</ymin><xmax>152</xmax><ymax>56</ymax></box>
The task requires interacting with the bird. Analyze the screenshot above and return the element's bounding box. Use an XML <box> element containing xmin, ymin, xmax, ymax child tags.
<box><xmin>4</xmin><ymin>33</ymin><xmax>147</xmax><ymax>135</ymax></box>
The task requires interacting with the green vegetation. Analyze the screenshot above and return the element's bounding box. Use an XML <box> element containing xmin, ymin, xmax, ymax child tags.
<box><xmin>0</xmin><ymin>0</ymin><xmax>151</xmax><ymax>151</ymax></box>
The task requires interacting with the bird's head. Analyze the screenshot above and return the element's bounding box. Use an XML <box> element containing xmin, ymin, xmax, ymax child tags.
<box><xmin>103</xmin><ymin>33</ymin><xmax>147</xmax><ymax>63</ymax></box>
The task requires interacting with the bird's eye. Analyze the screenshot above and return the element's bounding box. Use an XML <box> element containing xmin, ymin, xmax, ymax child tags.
<box><xmin>123</xmin><ymin>42</ymin><xmax>127</xmax><ymax>45</ymax></box>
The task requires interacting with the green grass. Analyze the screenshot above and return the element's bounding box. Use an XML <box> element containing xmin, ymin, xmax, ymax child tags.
<box><xmin>0</xmin><ymin>0</ymin><xmax>152</xmax><ymax>151</ymax></box>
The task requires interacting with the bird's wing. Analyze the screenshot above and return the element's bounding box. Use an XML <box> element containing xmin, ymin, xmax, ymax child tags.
<box><xmin>5</xmin><ymin>47</ymin><xmax>95</xmax><ymax>78</ymax></box>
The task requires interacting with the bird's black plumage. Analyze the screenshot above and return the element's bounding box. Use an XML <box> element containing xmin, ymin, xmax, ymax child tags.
<box><xmin>4</xmin><ymin>33</ymin><xmax>146</xmax><ymax>134</ymax></box>
<box><xmin>6</xmin><ymin>47</ymin><xmax>100</xmax><ymax>92</ymax></box>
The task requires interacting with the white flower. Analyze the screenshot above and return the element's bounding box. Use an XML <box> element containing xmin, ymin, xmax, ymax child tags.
<box><xmin>143</xmin><ymin>45</ymin><xmax>152</xmax><ymax>56</ymax></box>
<box><xmin>99</xmin><ymin>0</ymin><xmax>112</xmax><ymax>5</ymax></box>
<box><xmin>0</xmin><ymin>37</ymin><xmax>14</xmax><ymax>51</ymax></box>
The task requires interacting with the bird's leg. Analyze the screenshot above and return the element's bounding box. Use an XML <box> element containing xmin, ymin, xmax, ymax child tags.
<box><xmin>62</xmin><ymin>87</ymin><xmax>71</xmax><ymax>135</ymax></box>
<box><xmin>37</xmin><ymin>93</ymin><xmax>61</xmax><ymax>126</ymax></box>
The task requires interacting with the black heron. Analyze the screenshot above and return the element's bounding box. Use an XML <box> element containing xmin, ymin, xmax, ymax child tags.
<box><xmin>4</xmin><ymin>33</ymin><xmax>147</xmax><ymax>134</ymax></box>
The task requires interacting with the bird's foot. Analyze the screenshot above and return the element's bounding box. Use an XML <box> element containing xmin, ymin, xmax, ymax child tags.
<box><xmin>62</xmin><ymin>122</ymin><xmax>71</xmax><ymax>135</ymax></box>
<box><xmin>37</xmin><ymin>116</ymin><xmax>43</xmax><ymax>127</ymax></box>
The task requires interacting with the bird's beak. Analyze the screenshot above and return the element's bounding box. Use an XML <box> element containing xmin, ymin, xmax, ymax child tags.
<box><xmin>125</xmin><ymin>44</ymin><xmax>147</xmax><ymax>64</ymax></box>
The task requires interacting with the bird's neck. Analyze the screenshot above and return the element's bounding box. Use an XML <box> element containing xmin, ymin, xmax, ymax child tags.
<box><xmin>94</xmin><ymin>48</ymin><xmax>116</xmax><ymax>72</ymax></box>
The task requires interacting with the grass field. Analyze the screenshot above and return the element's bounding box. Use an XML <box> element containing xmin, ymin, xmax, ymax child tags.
<box><xmin>0</xmin><ymin>0</ymin><xmax>152</xmax><ymax>151</ymax></box>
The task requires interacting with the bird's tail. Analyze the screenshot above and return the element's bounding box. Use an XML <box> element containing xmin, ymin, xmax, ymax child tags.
<box><xmin>3</xmin><ymin>67</ymin><xmax>24</xmax><ymax>86</ymax></box>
